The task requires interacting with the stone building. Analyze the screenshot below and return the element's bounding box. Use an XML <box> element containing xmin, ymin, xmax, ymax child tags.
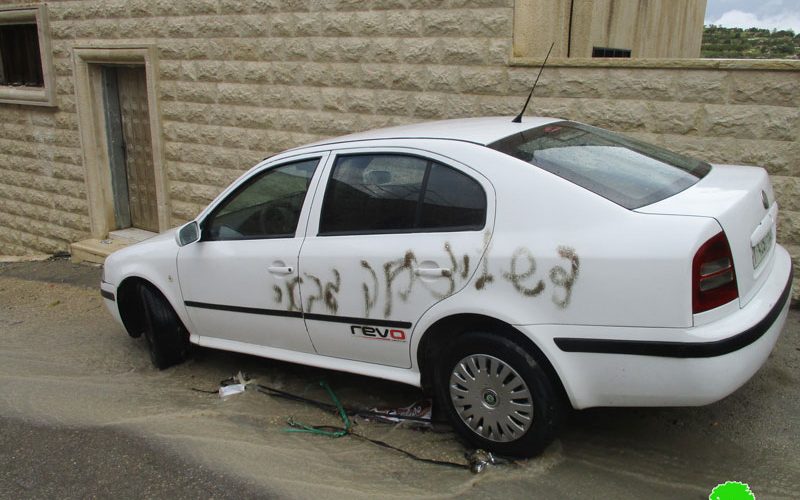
<box><xmin>515</xmin><ymin>0</ymin><xmax>707</xmax><ymax>59</ymax></box>
<box><xmin>0</xmin><ymin>1</ymin><xmax>798</xmax><ymax>297</ymax></box>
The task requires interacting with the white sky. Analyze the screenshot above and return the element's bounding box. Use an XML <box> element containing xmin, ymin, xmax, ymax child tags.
<box><xmin>705</xmin><ymin>0</ymin><xmax>800</xmax><ymax>31</ymax></box>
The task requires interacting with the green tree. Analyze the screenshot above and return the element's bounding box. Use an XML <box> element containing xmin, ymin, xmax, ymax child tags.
<box><xmin>709</xmin><ymin>481</ymin><xmax>755</xmax><ymax>500</ymax></box>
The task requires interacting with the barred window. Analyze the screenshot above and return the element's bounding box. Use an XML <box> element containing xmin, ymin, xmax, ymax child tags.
<box><xmin>0</xmin><ymin>5</ymin><xmax>55</xmax><ymax>106</ymax></box>
<box><xmin>592</xmin><ymin>47</ymin><xmax>632</xmax><ymax>58</ymax></box>
<box><xmin>0</xmin><ymin>23</ymin><xmax>44</xmax><ymax>87</ymax></box>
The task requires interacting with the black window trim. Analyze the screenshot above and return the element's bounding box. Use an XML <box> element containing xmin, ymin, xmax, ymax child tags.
<box><xmin>200</xmin><ymin>156</ymin><xmax>322</xmax><ymax>242</ymax></box>
<box><xmin>316</xmin><ymin>152</ymin><xmax>487</xmax><ymax>237</ymax></box>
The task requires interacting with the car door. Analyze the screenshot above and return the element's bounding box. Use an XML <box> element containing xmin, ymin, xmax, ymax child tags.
<box><xmin>298</xmin><ymin>148</ymin><xmax>494</xmax><ymax>368</ymax></box>
<box><xmin>177</xmin><ymin>153</ymin><xmax>327</xmax><ymax>353</ymax></box>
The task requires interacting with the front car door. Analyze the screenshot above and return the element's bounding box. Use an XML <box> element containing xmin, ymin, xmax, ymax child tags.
<box><xmin>177</xmin><ymin>153</ymin><xmax>327</xmax><ymax>353</ymax></box>
<box><xmin>298</xmin><ymin>148</ymin><xmax>494</xmax><ymax>367</ymax></box>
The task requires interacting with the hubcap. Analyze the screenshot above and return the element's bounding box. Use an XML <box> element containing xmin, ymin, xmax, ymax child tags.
<box><xmin>448</xmin><ymin>354</ymin><xmax>534</xmax><ymax>442</ymax></box>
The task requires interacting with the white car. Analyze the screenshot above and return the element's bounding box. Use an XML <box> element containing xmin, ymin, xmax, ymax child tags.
<box><xmin>101</xmin><ymin>117</ymin><xmax>792</xmax><ymax>457</ymax></box>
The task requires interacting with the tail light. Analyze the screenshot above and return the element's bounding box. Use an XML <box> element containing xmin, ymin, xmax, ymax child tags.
<box><xmin>692</xmin><ymin>232</ymin><xmax>738</xmax><ymax>313</ymax></box>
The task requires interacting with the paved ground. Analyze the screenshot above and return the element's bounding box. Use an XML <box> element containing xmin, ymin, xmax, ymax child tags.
<box><xmin>0</xmin><ymin>258</ymin><xmax>798</xmax><ymax>499</ymax></box>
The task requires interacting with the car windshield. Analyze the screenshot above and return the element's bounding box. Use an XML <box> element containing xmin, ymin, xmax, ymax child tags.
<box><xmin>488</xmin><ymin>121</ymin><xmax>711</xmax><ymax>209</ymax></box>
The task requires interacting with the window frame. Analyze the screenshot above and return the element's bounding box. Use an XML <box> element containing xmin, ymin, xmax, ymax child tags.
<box><xmin>0</xmin><ymin>4</ymin><xmax>55</xmax><ymax>106</ymax></box>
<box><xmin>317</xmin><ymin>152</ymin><xmax>488</xmax><ymax>237</ymax></box>
<box><xmin>200</xmin><ymin>156</ymin><xmax>323</xmax><ymax>242</ymax></box>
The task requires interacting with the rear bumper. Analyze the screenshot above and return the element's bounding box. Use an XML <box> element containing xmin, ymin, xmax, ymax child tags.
<box><xmin>521</xmin><ymin>244</ymin><xmax>792</xmax><ymax>409</ymax></box>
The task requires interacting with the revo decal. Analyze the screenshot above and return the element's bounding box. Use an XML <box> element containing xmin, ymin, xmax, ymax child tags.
<box><xmin>350</xmin><ymin>325</ymin><xmax>407</xmax><ymax>342</ymax></box>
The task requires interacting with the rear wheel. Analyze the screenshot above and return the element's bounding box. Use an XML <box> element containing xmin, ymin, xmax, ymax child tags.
<box><xmin>138</xmin><ymin>284</ymin><xmax>190</xmax><ymax>369</ymax></box>
<box><xmin>434</xmin><ymin>331</ymin><xmax>564</xmax><ymax>457</ymax></box>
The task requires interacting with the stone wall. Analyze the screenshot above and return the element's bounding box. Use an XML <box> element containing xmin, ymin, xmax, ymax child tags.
<box><xmin>0</xmin><ymin>0</ymin><xmax>798</xmax><ymax>296</ymax></box>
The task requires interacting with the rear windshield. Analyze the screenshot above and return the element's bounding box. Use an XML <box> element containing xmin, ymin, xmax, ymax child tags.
<box><xmin>488</xmin><ymin>122</ymin><xmax>711</xmax><ymax>209</ymax></box>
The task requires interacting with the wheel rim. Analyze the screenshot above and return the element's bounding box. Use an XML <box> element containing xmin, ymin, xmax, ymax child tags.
<box><xmin>449</xmin><ymin>354</ymin><xmax>534</xmax><ymax>442</ymax></box>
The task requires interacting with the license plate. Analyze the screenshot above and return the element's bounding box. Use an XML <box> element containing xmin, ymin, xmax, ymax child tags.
<box><xmin>752</xmin><ymin>227</ymin><xmax>773</xmax><ymax>269</ymax></box>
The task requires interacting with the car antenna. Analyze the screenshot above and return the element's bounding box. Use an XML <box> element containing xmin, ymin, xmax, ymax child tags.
<box><xmin>512</xmin><ymin>42</ymin><xmax>555</xmax><ymax>123</ymax></box>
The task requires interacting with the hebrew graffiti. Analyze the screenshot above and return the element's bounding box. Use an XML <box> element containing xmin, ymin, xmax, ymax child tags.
<box><xmin>549</xmin><ymin>246</ymin><xmax>580</xmax><ymax>309</ymax></box>
<box><xmin>361</xmin><ymin>260</ymin><xmax>378</xmax><ymax>318</ymax></box>
<box><xmin>502</xmin><ymin>247</ymin><xmax>545</xmax><ymax>297</ymax></box>
<box><xmin>271</xmin><ymin>240</ymin><xmax>581</xmax><ymax>319</ymax></box>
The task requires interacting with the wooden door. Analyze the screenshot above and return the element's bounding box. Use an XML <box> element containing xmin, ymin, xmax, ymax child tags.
<box><xmin>103</xmin><ymin>65</ymin><xmax>158</xmax><ymax>232</ymax></box>
<box><xmin>117</xmin><ymin>66</ymin><xmax>158</xmax><ymax>232</ymax></box>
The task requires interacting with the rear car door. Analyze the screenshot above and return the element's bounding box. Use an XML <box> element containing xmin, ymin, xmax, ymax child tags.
<box><xmin>298</xmin><ymin>148</ymin><xmax>494</xmax><ymax>368</ymax></box>
<box><xmin>177</xmin><ymin>154</ymin><xmax>326</xmax><ymax>353</ymax></box>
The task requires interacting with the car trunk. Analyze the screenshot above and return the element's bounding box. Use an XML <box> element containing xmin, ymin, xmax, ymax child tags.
<box><xmin>636</xmin><ymin>164</ymin><xmax>777</xmax><ymax>308</ymax></box>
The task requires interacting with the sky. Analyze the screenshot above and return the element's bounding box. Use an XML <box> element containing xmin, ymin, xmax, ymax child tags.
<box><xmin>705</xmin><ymin>0</ymin><xmax>800</xmax><ymax>32</ymax></box>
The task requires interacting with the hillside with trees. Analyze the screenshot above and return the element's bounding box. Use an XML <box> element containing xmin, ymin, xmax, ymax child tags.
<box><xmin>702</xmin><ymin>25</ymin><xmax>799</xmax><ymax>58</ymax></box>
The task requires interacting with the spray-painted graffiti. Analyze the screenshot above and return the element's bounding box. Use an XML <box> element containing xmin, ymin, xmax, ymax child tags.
<box><xmin>475</xmin><ymin>232</ymin><xmax>495</xmax><ymax>290</ymax></box>
<box><xmin>503</xmin><ymin>247</ymin><xmax>545</xmax><ymax>297</ymax></box>
<box><xmin>323</xmin><ymin>269</ymin><xmax>341</xmax><ymax>314</ymax></box>
<box><xmin>271</xmin><ymin>240</ymin><xmax>581</xmax><ymax>317</ymax></box>
<box><xmin>285</xmin><ymin>276</ymin><xmax>303</xmax><ymax>312</ymax></box>
<box><xmin>383</xmin><ymin>251</ymin><xmax>417</xmax><ymax>317</ymax></box>
<box><xmin>360</xmin><ymin>260</ymin><xmax>378</xmax><ymax>317</ymax></box>
<box><xmin>549</xmin><ymin>246</ymin><xmax>580</xmax><ymax>309</ymax></box>
<box><xmin>301</xmin><ymin>270</ymin><xmax>341</xmax><ymax>314</ymax></box>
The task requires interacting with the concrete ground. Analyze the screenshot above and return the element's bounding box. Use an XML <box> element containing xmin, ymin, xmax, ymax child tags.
<box><xmin>0</xmin><ymin>258</ymin><xmax>798</xmax><ymax>499</ymax></box>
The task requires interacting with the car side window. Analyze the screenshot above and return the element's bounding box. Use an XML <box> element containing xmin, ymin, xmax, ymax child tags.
<box><xmin>204</xmin><ymin>158</ymin><xmax>319</xmax><ymax>241</ymax></box>
<box><xmin>420</xmin><ymin>163</ymin><xmax>486</xmax><ymax>230</ymax></box>
<box><xmin>319</xmin><ymin>154</ymin><xmax>486</xmax><ymax>235</ymax></box>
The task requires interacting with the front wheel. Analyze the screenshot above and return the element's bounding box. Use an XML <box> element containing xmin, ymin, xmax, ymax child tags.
<box><xmin>434</xmin><ymin>331</ymin><xmax>564</xmax><ymax>457</ymax></box>
<box><xmin>139</xmin><ymin>284</ymin><xmax>190</xmax><ymax>369</ymax></box>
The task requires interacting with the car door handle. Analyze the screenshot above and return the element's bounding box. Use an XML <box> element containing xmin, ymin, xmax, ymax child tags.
<box><xmin>414</xmin><ymin>267</ymin><xmax>451</xmax><ymax>278</ymax></box>
<box><xmin>267</xmin><ymin>266</ymin><xmax>294</xmax><ymax>275</ymax></box>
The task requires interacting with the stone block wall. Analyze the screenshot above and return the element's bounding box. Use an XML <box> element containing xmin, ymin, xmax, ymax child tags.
<box><xmin>0</xmin><ymin>0</ymin><xmax>798</xmax><ymax>296</ymax></box>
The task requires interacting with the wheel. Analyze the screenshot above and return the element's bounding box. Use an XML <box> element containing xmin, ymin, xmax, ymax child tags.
<box><xmin>434</xmin><ymin>331</ymin><xmax>564</xmax><ymax>458</ymax></box>
<box><xmin>138</xmin><ymin>283</ymin><xmax>190</xmax><ymax>369</ymax></box>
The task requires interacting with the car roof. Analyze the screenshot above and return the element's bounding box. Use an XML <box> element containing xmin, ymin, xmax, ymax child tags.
<box><xmin>297</xmin><ymin>116</ymin><xmax>563</xmax><ymax>149</ymax></box>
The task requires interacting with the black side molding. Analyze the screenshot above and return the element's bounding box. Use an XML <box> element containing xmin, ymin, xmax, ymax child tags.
<box><xmin>100</xmin><ymin>289</ymin><xmax>115</xmax><ymax>302</ymax></box>
<box><xmin>184</xmin><ymin>301</ymin><xmax>412</xmax><ymax>329</ymax></box>
<box><xmin>185</xmin><ymin>301</ymin><xmax>303</xmax><ymax>319</ymax></box>
<box><xmin>304</xmin><ymin>312</ymin><xmax>411</xmax><ymax>329</ymax></box>
<box><xmin>554</xmin><ymin>267</ymin><xmax>793</xmax><ymax>358</ymax></box>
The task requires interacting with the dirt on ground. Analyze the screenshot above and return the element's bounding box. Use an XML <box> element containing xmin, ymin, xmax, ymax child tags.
<box><xmin>0</xmin><ymin>258</ymin><xmax>798</xmax><ymax>499</ymax></box>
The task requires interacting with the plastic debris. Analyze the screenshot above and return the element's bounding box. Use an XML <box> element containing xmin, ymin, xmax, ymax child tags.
<box><xmin>218</xmin><ymin>371</ymin><xmax>253</xmax><ymax>398</ymax></box>
<box><xmin>465</xmin><ymin>449</ymin><xmax>506</xmax><ymax>474</ymax></box>
<box><xmin>249</xmin><ymin>378</ymin><xmax>512</xmax><ymax>472</ymax></box>
<box><xmin>219</xmin><ymin>383</ymin><xmax>246</xmax><ymax>397</ymax></box>
<box><xmin>364</xmin><ymin>399</ymin><xmax>433</xmax><ymax>428</ymax></box>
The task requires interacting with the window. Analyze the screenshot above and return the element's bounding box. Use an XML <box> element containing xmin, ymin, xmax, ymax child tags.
<box><xmin>489</xmin><ymin>121</ymin><xmax>711</xmax><ymax>209</ymax></box>
<box><xmin>0</xmin><ymin>23</ymin><xmax>43</xmax><ymax>87</ymax></box>
<box><xmin>592</xmin><ymin>47</ymin><xmax>632</xmax><ymax>58</ymax></box>
<box><xmin>204</xmin><ymin>158</ymin><xmax>319</xmax><ymax>241</ymax></box>
<box><xmin>420</xmin><ymin>164</ymin><xmax>486</xmax><ymax>230</ymax></box>
<box><xmin>0</xmin><ymin>5</ymin><xmax>55</xmax><ymax>106</ymax></box>
<box><xmin>319</xmin><ymin>154</ymin><xmax>486</xmax><ymax>235</ymax></box>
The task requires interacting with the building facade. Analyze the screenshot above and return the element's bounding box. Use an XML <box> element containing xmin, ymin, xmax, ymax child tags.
<box><xmin>0</xmin><ymin>1</ymin><xmax>798</xmax><ymax>297</ymax></box>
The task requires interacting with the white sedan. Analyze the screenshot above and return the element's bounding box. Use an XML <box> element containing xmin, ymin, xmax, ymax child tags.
<box><xmin>101</xmin><ymin>117</ymin><xmax>792</xmax><ymax>457</ymax></box>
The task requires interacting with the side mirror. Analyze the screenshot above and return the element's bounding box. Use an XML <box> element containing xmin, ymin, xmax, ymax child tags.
<box><xmin>176</xmin><ymin>221</ymin><xmax>200</xmax><ymax>247</ymax></box>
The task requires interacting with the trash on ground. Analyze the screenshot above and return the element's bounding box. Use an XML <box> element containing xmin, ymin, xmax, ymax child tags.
<box><xmin>219</xmin><ymin>383</ymin><xmax>246</xmax><ymax>397</ymax></box>
<box><xmin>362</xmin><ymin>399</ymin><xmax>433</xmax><ymax>429</ymax></box>
<box><xmin>283</xmin><ymin>380</ymin><xmax>351</xmax><ymax>438</ymax></box>
<box><xmin>200</xmin><ymin>373</ymin><xmax>512</xmax><ymax>473</ymax></box>
<box><xmin>465</xmin><ymin>449</ymin><xmax>509</xmax><ymax>474</ymax></box>
<box><xmin>218</xmin><ymin>371</ymin><xmax>254</xmax><ymax>398</ymax></box>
